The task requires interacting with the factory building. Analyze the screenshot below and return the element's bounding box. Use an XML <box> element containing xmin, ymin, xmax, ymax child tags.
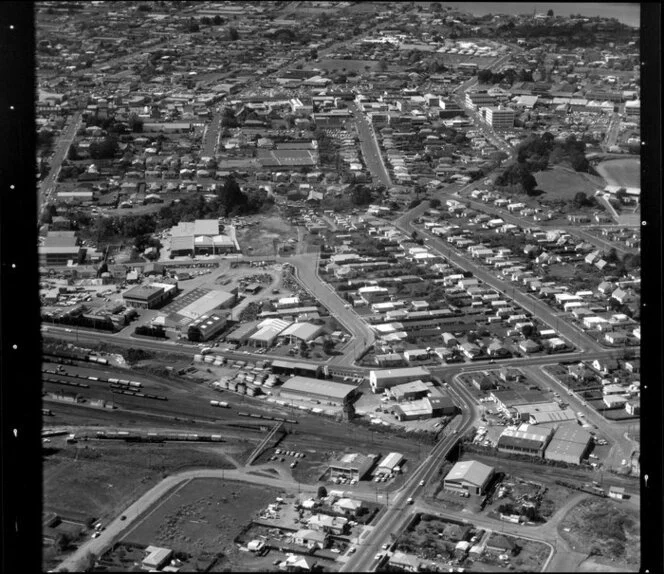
<box><xmin>279</xmin><ymin>376</ymin><xmax>357</xmax><ymax>405</ymax></box>
<box><xmin>544</xmin><ymin>424</ymin><xmax>592</xmax><ymax>465</ymax></box>
<box><xmin>497</xmin><ymin>424</ymin><xmax>553</xmax><ymax>458</ymax></box>
<box><xmin>187</xmin><ymin>314</ymin><xmax>228</xmax><ymax>342</ymax></box>
<box><xmin>271</xmin><ymin>359</ymin><xmax>322</xmax><ymax>379</ymax></box>
<box><xmin>375</xmin><ymin>452</ymin><xmax>404</xmax><ymax>476</ymax></box>
<box><xmin>444</xmin><ymin>460</ymin><xmax>495</xmax><ymax>496</ymax></box>
<box><xmin>123</xmin><ymin>283</ymin><xmax>178</xmax><ymax>310</ymax></box>
<box><xmin>328</xmin><ymin>453</ymin><xmax>375</xmax><ymax>481</ymax></box>
<box><xmin>369</xmin><ymin>367</ymin><xmax>432</xmax><ymax>393</ymax></box>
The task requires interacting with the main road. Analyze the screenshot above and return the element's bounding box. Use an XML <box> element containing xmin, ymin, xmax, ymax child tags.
<box><xmin>341</xmin><ymin>373</ymin><xmax>478</xmax><ymax>572</ymax></box>
<box><xmin>38</xmin><ymin>110</ymin><xmax>83</xmax><ymax>216</ymax></box>
<box><xmin>350</xmin><ymin>101</ymin><xmax>392</xmax><ymax>188</ymax></box>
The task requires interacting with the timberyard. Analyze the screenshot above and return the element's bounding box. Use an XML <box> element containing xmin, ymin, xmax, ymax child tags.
<box><xmin>120</xmin><ymin>477</ymin><xmax>282</xmax><ymax>569</ymax></box>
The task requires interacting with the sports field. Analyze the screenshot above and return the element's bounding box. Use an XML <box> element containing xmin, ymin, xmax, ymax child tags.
<box><xmin>534</xmin><ymin>167</ymin><xmax>604</xmax><ymax>200</ymax></box>
<box><xmin>595</xmin><ymin>158</ymin><xmax>640</xmax><ymax>188</ymax></box>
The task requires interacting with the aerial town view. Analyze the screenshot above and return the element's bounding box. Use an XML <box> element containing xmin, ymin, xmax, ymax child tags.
<box><xmin>34</xmin><ymin>2</ymin><xmax>644</xmax><ymax>572</ymax></box>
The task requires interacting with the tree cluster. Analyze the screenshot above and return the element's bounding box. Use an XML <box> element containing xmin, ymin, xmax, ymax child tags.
<box><xmin>494</xmin><ymin>162</ymin><xmax>538</xmax><ymax>195</ymax></box>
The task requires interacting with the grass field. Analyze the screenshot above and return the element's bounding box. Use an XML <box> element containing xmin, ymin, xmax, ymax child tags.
<box><xmin>312</xmin><ymin>58</ymin><xmax>385</xmax><ymax>73</ymax></box>
<box><xmin>595</xmin><ymin>158</ymin><xmax>640</xmax><ymax>188</ymax></box>
<box><xmin>558</xmin><ymin>498</ymin><xmax>640</xmax><ymax>567</ymax></box>
<box><xmin>534</xmin><ymin>167</ymin><xmax>604</xmax><ymax>201</ymax></box>
<box><xmin>43</xmin><ymin>443</ymin><xmax>235</xmax><ymax>524</ymax></box>
<box><xmin>122</xmin><ymin>477</ymin><xmax>279</xmax><ymax>560</ymax></box>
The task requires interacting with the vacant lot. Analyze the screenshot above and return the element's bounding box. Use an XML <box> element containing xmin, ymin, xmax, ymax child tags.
<box><xmin>43</xmin><ymin>443</ymin><xmax>235</xmax><ymax>524</ymax></box>
<box><xmin>236</xmin><ymin>215</ymin><xmax>298</xmax><ymax>256</ymax></box>
<box><xmin>535</xmin><ymin>167</ymin><xmax>604</xmax><ymax>201</ymax></box>
<box><xmin>122</xmin><ymin>478</ymin><xmax>280</xmax><ymax>564</ymax></box>
<box><xmin>558</xmin><ymin>497</ymin><xmax>639</xmax><ymax>568</ymax></box>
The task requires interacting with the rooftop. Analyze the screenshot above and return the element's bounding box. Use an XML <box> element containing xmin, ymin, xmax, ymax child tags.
<box><xmin>444</xmin><ymin>460</ymin><xmax>494</xmax><ymax>486</ymax></box>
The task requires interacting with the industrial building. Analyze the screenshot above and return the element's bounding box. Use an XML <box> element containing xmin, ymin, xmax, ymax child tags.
<box><xmin>279</xmin><ymin>376</ymin><xmax>358</xmax><ymax>405</ymax></box>
<box><xmin>123</xmin><ymin>283</ymin><xmax>178</xmax><ymax>309</ymax></box>
<box><xmin>389</xmin><ymin>380</ymin><xmax>430</xmax><ymax>402</ymax></box>
<box><xmin>491</xmin><ymin>389</ymin><xmax>546</xmax><ymax>412</ymax></box>
<box><xmin>169</xmin><ymin>219</ymin><xmax>236</xmax><ymax>256</ymax></box>
<box><xmin>177</xmin><ymin>289</ymin><xmax>237</xmax><ymax>320</ymax></box>
<box><xmin>544</xmin><ymin>424</ymin><xmax>592</xmax><ymax>465</ymax></box>
<box><xmin>225</xmin><ymin>320</ymin><xmax>260</xmax><ymax>344</ymax></box>
<box><xmin>444</xmin><ymin>460</ymin><xmax>495</xmax><ymax>495</ymax></box>
<box><xmin>271</xmin><ymin>359</ymin><xmax>322</xmax><ymax>379</ymax></box>
<box><xmin>375</xmin><ymin>452</ymin><xmax>404</xmax><ymax>476</ymax></box>
<box><xmin>142</xmin><ymin>546</ymin><xmax>173</xmax><ymax>571</ymax></box>
<box><xmin>328</xmin><ymin>453</ymin><xmax>374</xmax><ymax>481</ymax></box>
<box><xmin>39</xmin><ymin>231</ymin><xmax>84</xmax><ymax>266</ymax></box>
<box><xmin>187</xmin><ymin>314</ymin><xmax>228</xmax><ymax>342</ymax></box>
<box><xmin>279</xmin><ymin>322</ymin><xmax>324</xmax><ymax>344</ymax></box>
<box><xmin>369</xmin><ymin>366</ymin><xmax>432</xmax><ymax>393</ymax></box>
<box><xmin>248</xmin><ymin>318</ymin><xmax>291</xmax><ymax>347</ymax></box>
<box><xmin>497</xmin><ymin>424</ymin><xmax>553</xmax><ymax>458</ymax></box>
<box><xmin>512</xmin><ymin>402</ymin><xmax>577</xmax><ymax>425</ymax></box>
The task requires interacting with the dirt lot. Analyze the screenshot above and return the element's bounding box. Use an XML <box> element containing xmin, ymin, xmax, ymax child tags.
<box><xmin>558</xmin><ymin>497</ymin><xmax>639</xmax><ymax>569</ymax></box>
<box><xmin>235</xmin><ymin>215</ymin><xmax>299</xmax><ymax>256</ymax></box>
<box><xmin>534</xmin><ymin>167</ymin><xmax>604</xmax><ymax>201</ymax></box>
<box><xmin>43</xmin><ymin>443</ymin><xmax>235</xmax><ymax>525</ymax></box>
<box><xmin>122</xmin><ymin>477</ymin><xmax>281</xmax><ymax>567</ymax></box>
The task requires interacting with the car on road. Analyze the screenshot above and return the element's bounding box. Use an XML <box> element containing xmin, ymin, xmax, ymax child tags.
<box><xmin>382</xmin><ymin>543</ymin><xmax>390</xmax><ymax>550</ymax></box>
<box><xmin>92</xmin><ymin>532</ymin><xmax>100</xmax><ymax>538</ymax></box>
<box><xmin>374</xmin><ymin>553</ymin><xmax>383</xmax><ymax>561</ymax></box>
<box><xmin>407</xmin><ymin>497</ymin><xmax>414</xmax><ymax>504</ymax></box>
<box><xmin>420</xmin><ymin>480</ymin><xmax>425</xmax><ymax>486</ymax></box>
<box><xmin>120</xmin><ymin>515</ymin><xmax>126</xmax><ymax>521</ymax></box>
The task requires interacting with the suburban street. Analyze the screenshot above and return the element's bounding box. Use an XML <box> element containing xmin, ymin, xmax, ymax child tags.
<box><xmin>351</xmin><ymin>101</ymin><xmax>392</xmax><ymax>188</ymax></box>
<box><xmin>393</xmin><ymin>201</ymin><xmax>604</xmax><ymax>352</ymax></box>
<box><xmin>38</xmin><ymin>110</ymin><xmax>83</xmax><ymax>216</ymax></box>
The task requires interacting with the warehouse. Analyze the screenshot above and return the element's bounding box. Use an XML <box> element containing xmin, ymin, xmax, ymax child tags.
<box><xmin>544</xmin><ymin>424</ymin><xmax>592</xmax><ymax>465</ymax></box>
<box><xmin>279</xmin><ymin>322</ymin><xmax>324</xmax><ymax>344</ymax></box>
<box><xmin>249</xmin><ymin>318</ymin><xmax>291</xmax><ymax>348</ymax></box>
<box><xmin>271</xmin><ymin>360</ymin><xmax>322</xmax><ymax>379</ymax></box>
<box><xmin>512</xmin><ymin>402</ymin><xmax>577</xmax><ymax>425</ymax></box>
<box><xmin>491</xmin><ymin>389</ymin><xmax>546</xmax><ymax>412</ymax></box>
<box><xmin>39</xmin><ymin>231</ymin><xmax>84</xmax><ymax>266</ymax></box>
<box><xmin>444</xmin><ymin>460</ymin><xmax>495</xmax><ymax>495</ymax></box>
<box><xmin>178</xmin><ymin>289</ymin><xmax>237</xmax><ymax>320</ymax></box>
<box><xmin>169</xmin><ymin>219</ymin><xmax>237</xmax><ymax>256</ymax></box>
<box><xmin>369</xmin><ymin>367</ymin><xmax>432</xmax><ymax>393</ymax></box>
<box><xmin>389</xmin><ymin>380</ymin><xmax>430</xmax><ymax>402</ymax></box>
<box><xmin>328</xmin><ymin>453</ymin><xmax>374</xmax><ymax>481</ymax></box>
<box><xmin>279</xmin><ymin>376</ymin><xmax>357</xmax><ymax>405</ymax></box>
<box><xmin>497</xmin><ymin>425</ymin><xmax>553</xmax><ymax>458</ymax></box>
<box><xmin>375</xmin><ymin>452</ymin><xmax>404</xmax><ymax>476</ymax></box>
<box><xmin>123</xmin><ymin>283</ymin><xmax>177</xmax><ymax>310</ymax></box>
<box><xmin>392</xmin><ymin>399</ymin><xmax>433</xmax><ymax>421</ymax></box>
<box><xmin>225</xmin><ymin>320</ymin><xmax>260</xmax><ymax>344</ymax></box>
<box><xmin>187</xmin><ymin>314</ymin><xmax>228</xmax><ymax>342</ymax></box>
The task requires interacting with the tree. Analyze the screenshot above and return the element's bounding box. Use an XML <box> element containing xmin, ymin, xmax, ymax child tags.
<box><xmin>322</xmin><ymin>339</ymin><xmax>335</xmax><ymax>355</ymax></box>
<box><xmin>429</xmin><ymin>198</ymin><xmax>441</xmax><ymax>209</ymax></box>
<box><xmin>547</xmin><ymin>9</ymin><xmax>554</xmax><ymax>17</ymax></box>
<box><xmin>55</xmin><ymin>532</ymin><xmax>73</xmax><ymax>552</ymax></box>
<box><xmin>299</xmin><ymin>340</ymin><xmax>308</xmax><ymax>357</ymax></box>
<box><xmin>228</xmin><ymin>26</ymin><xmax>239</xmax><ymax>41</ymax></box>
<box><xmin>317</xmin><ymin>485</ymin><xmax>328</xmax><ymax>499</ymax></box>
<box><xmin>573</xmin><ymin>192</ymin><xmax>591</xmax><ymax>208</ymax></box>
<box><xmin>128</xmin><ymin>112</ymin><xmax>143</xmax><ymax>133</ymax></box>
<box><xmin>200</xmin><ymin>16</ymin><xmax>212</xmax><ymax>26</ymax></box>
<box><xmin>521</xmin><ymin>324</ymin><xmax>535</xmax><ymax>338</ymax></box>
<box><xmin>212</xmin><ymin>14</ymin><xmax>223</xmax><ymax>25</ymax></box>
<box><xmin>477</xmin><ymin>69</ymin><xmax>493</xmax><ymax>84</ymax></box>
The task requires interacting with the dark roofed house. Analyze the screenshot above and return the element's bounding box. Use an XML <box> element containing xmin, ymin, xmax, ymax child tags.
<box><xmin>486</xmin><ymin>534</ymin><xmax>517</xmax><ymax>554</ymax></box>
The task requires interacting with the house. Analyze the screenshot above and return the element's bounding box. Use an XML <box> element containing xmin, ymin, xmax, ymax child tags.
<box><xmin>605</xmin><ymin>331</ymin><xmax>628</xmax><ymax>345</ymax></box>
<box><xmin>282</xmin><ymin>554</ymin><xmax>315</xmax><ymax>571</ymax></box>
<box><xmin>624</xmin><ymin>359</ymin><xmax>640</xmax><ymax>374</ymax></box>
<box><xmin>472</xmin><ymin>374</ymin><xmax>494</xmax><ymax>390</ymax></box>
<box><xmin>441</xmin><ymin>522</ymin><xmax>471</xmax><ymax>542</ymax></box>
<box><xmin>486</xmin><ymin>534</ymin><xmax>517</xmax><ymax>555</ymax></box>
<box><xmin>609</xmin><ymin>486</ymin><xmax>626</xmax><ymax>500</ymax></box>
<box><xmin>293</xmin><ymin>529</ymin><xmax>327</xmax><ymax>550</ymax></box>
<box><xmin>603</xmin><ymin>395</ymin><xmax>628</xmax><ymax>409</ymax></box>
<box><xmin>518</xmin><ymin>339</ymin><xmax>541</xmax><ymax>354</ymax></box>
<box><xmin>333</xmin><ymin>497</ymin><xmax>364</xmax><ymax>516</ymax></box>
<box><xmin>142</xmin><ymin>546</ymin><xmax>173</xmax><ymax>570</ymax></box>
<box><xmin>625</xmin><ymin>399</ymin><xmax>640</xmax><ymax>416</ymax></box>
<box><xmin>388</xmin><ymin>552</ymin><xmax>420</xmax><ymax>572</ymax></box>
<box><xmin>307</xmin><ymin>513</ymin><xmax>348</xmax><ymax>535</ymax></box>
<box><xmin>591</xmin><ymin>358</ymin><xmax>619</xmax><ymax>375</ymax></box>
